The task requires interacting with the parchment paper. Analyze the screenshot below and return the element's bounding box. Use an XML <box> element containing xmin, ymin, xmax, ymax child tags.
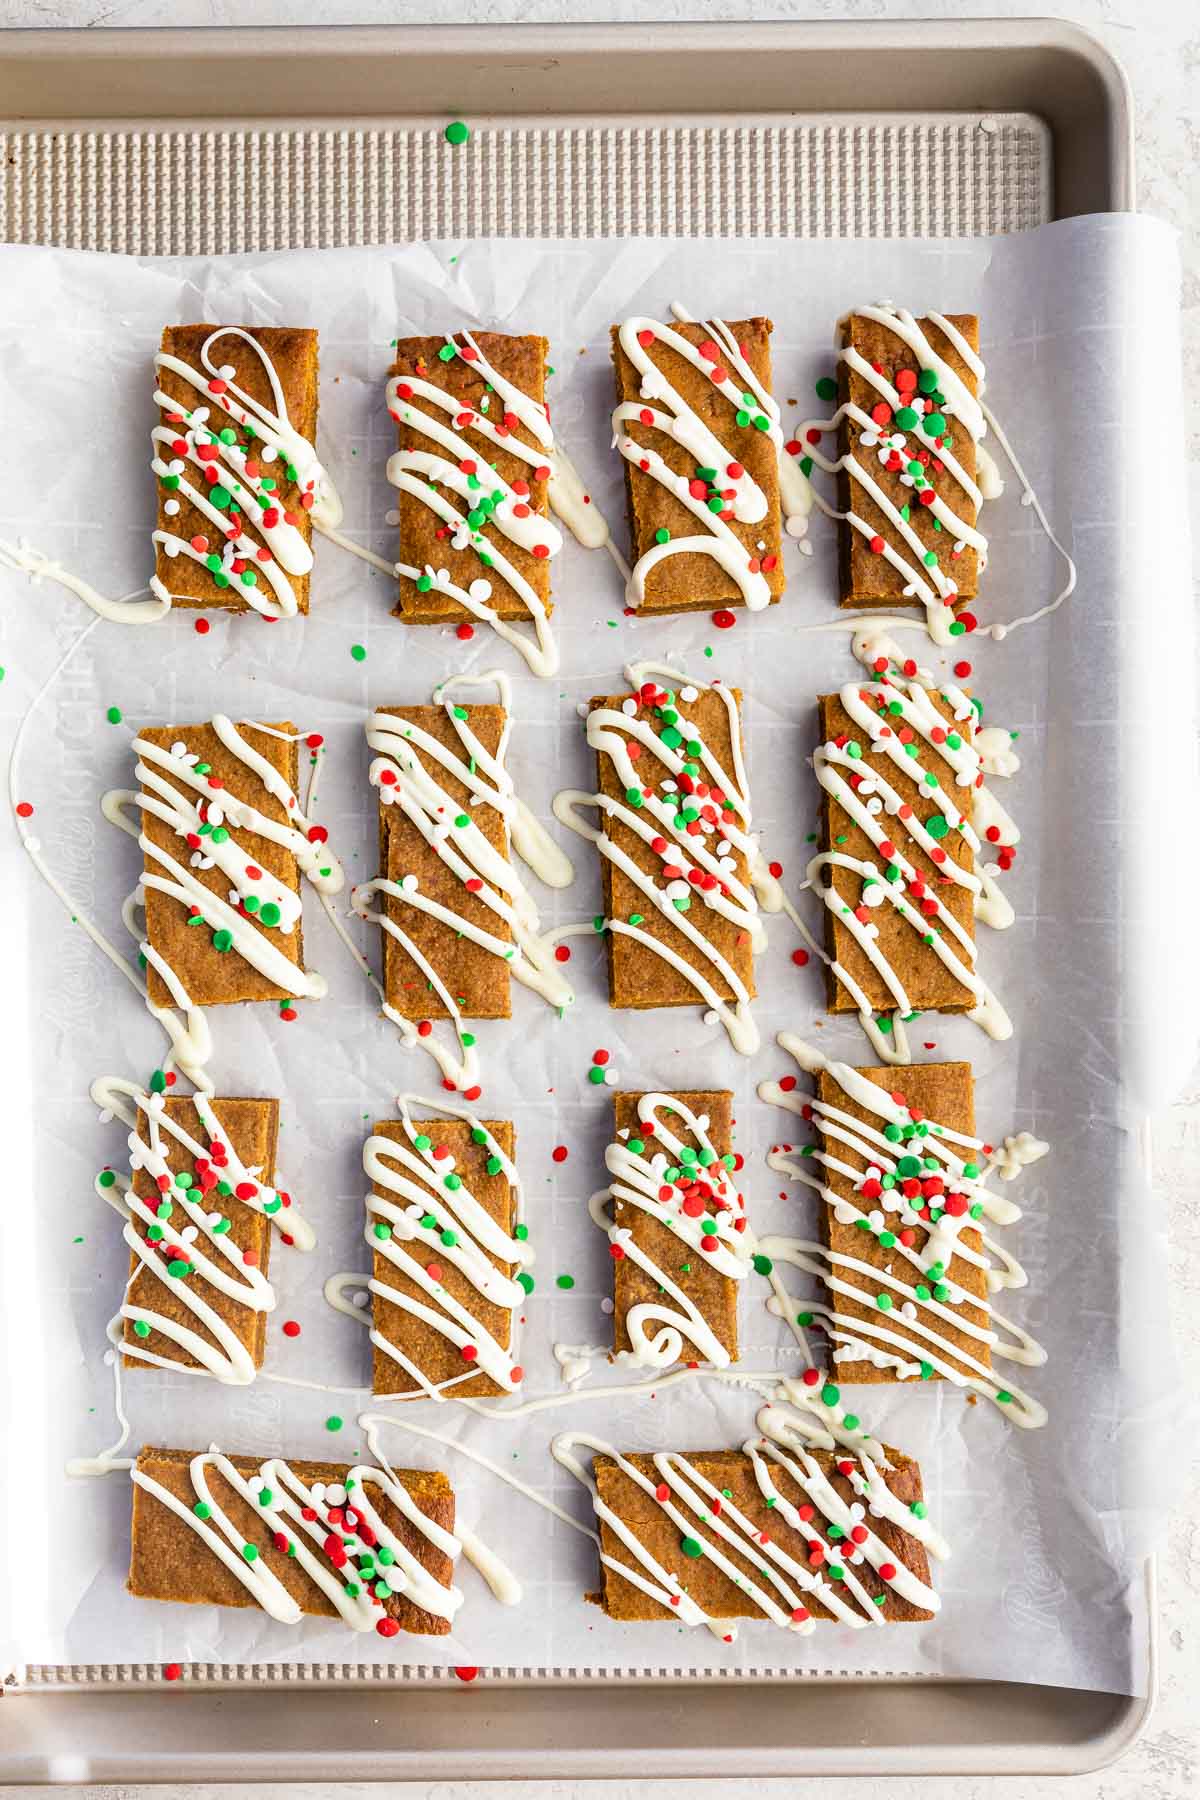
<box><xmin>0</xmin><ymin>216</ymin><xmax>1193</xmax><ymax>1696</ymax></box>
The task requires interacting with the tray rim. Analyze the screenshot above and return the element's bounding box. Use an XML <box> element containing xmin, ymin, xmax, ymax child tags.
<box><xmin>0</xmin><ymin>16</ymin><xmax>1135</xmax><ymax>216</ymax></box>
<box><xmin>0</xmin><ymin>10</ymin><xmax>1150</xmax><ymax>1786</ymax></box>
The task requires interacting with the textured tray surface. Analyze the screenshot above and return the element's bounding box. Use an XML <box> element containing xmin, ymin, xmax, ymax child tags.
<box><xmin>0</xmin><ymin>117</ymin><xmax>1049</xmax><ymax>251</ymax></box>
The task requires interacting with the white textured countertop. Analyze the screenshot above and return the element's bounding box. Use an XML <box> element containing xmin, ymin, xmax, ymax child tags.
<box><xmin>2</xmin><ymin>0</ymin><xmax>1197</xmax><ymax>1795</ymax></box>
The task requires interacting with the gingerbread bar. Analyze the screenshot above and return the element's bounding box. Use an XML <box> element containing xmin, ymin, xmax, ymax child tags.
<box><xmin>606</xmin><ymin>1091</ymin><xmax>747</xmax><ymax>1369</ymax></box>
<box><xmin>611</xmin><ymin>315</ymin><xmax>786</xmax><ymax>614</ymax></box>
<box><xmin>835</xmin><ymin>309</ymin><xmax>987</xmax><ymax>624</ymax></box>
<box><xmin>133</xmin><ymin>716</ymin><xmax>340</xmax><ymax>1011</ymax></box>
<box><xmin>387</xmin><ymin>332</ymin><xmax>557</xmax><ymax>626</ymax></box>
<box><xmin>369</xmin><ymin>702</ymin><xmax>512</xmax><ymax>1024</ymax></box>
<box><xmin>152</xmin><ymin>325</ymin><xmax>321</xmax><ymax>618</ymax></box>
<box><xmin>581</xmin><ymin>1441</ymin><xmax>936</xmax><ymax>1628</ymax></box>
<box><xmin>365</xmin><ymin>1106</ymin><xmax>524</xmax><ymax>1399</ymax></box>
<box><xmin>129</xmin><ymin>1446</ymin><xmax>458</xmax><ymax>1636</ymax></box>
<box><xmin>122</xmin><ymin>1094</ymin><xmax>281</xmax><ymax>1382</ymax></box>
<box><xmin>812</xmin><ymin>668</ymin><xmax>1010</xmax><ymax>1034</ymax></box>
<box><xmin>813</xmin><ymin>1060</ymin><xmax>992</xmax><ymax>1386</ymax></box>
<box><xmin>576</xmin><ymin>665</ymin><xmax>769</xmax><ymax>1053</ymax></box>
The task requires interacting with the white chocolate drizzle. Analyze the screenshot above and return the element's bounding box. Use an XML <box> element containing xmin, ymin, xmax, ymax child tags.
<box><xmin>327</xmin><ymin>1092</ymin><xmax>530</xmax><ymax>1400</ymax></box>
<box><xmin>553</xmin><ymin>659</ymin><xmax>781</xmax><ymax>1056</ymax></box>
<box><xmin>757</xmin><ymin>1033</ymin><xmax>1048</xmax><ymax>1428</ymax></box>
<box><xmin>614</xmin><ymin>304</ymin><xmax>809</xmax><ymax>613</ymax></box>
<box><xmin>151</xmin><ymin>326</ymin><xmax>341</xmax><ymax>619</ymax></box>
<box><xmin>90</xmin><ymin>1075</ymin><xmax>314</xmax><ymax>1386</ymax></box>
<box><xmin>353</xmin><ymin>671</ymin><xmax>574</xmax><ymax>1094</ymax></box>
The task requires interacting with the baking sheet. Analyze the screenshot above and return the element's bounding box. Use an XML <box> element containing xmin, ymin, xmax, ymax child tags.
<box><xmin>0</xmin><ymin>215</ymin><xmax>1191</xmax><ymax>1697</ymax></box>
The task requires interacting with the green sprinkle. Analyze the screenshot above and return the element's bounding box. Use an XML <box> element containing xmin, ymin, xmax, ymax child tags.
<box><xmin>98</xmin><ymin>1169</ymin><xmax>116</xmax><ymax>1189</ymax></box>
<box><xmin>681</xmin><ymin>1536</ymin><xmax>704</xmax><ymax>1559</ymax></box>
<box><xmin>815</xmin><ymin>375</ymin><xmax>837</xmax><ymax>402</ymax></box>
<box><xmin>556</xmin><ymin>1274</ymin><xmax>575</xmax><ymax>1290</ymax></box>
<box><xmin>350</xmin><ymin>643</ymin><xmax>367</xmax><ymax>662</ymax></box>
<box><xmin>751</xmin><ymin>1252</ymin><xmax>773</xmax><ymax>1276</ymax></box>
<box><xmin>445</xmin><ymin>120</ymin><xmax>470</xmax><ymax>146</ymax></box>
<box><xmin>325</xmin><ymin>1415</ymin><xmax>343</xmax><ymax>1432</ymax></box>
<box><xmin>106</xmin><ymin>705</ymin><xmax>123</xmax><ymax>724</ymax></box>
<box><xmin>242</xmin><ymin>1543</ymin><xmax>259</xmax><ymax>1563</ymax></box>
<box><xmin>193</xmin><ymin>1501</ymin><xmax>211</xmax><ymax>1520</ymax></box>
<box><xmin>133</xmin><ymin>1319</ymin><xmax>151</xmax><ymax>1339</ymax></box>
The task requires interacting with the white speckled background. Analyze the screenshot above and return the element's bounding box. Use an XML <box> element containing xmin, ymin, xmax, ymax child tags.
<box><xmin>1</xmin><ymin>0</ymin><xmax>1197</xmax><ymax>1795</ymax></box>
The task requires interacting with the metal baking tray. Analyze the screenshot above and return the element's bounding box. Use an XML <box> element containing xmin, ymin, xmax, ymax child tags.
<box><xmin>0</xmin><ymin>16</ymin><xmax>1147</xmax><ymax>1784</ymax></box>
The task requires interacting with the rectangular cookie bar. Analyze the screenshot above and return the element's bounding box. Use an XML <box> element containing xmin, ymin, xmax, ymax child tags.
<box><xmin>836</xmin><ymin>310</ymin><xmax>983</xmax><ymax>617</ymax></box>
<box><xmin>588</xmin><ymin>673</ymin><xmax>756</xmax><ymax>1018</ymax></box>
<box><xmin>612</xmin><ymin>316</ymin><xmax>785</xmax><ymax>614</ymax></box>
<box><xmin>816</xmin><ymin>684</ymin><xmax>976</xmax><ymax>1017</ymax></box>
<box><xmin>124</xmin><ymin>1095</ymin><xmax>280</xmax><ymax>1377</ymax></box>
<box><xmin>153</xmin><ymin>324</ymin><xmax>320</xmax><ymax>615</ymax></box>
<box><xmin>815</xmin><ymin>1060</ymin><xmax>991</xmax><ymax>1386</ymax></box>
<box><xmin>137</xmin><ymin>719</ymin><xmax>312</xmax><ymax>1008</ymax></box>
<box><xmin>589</xmin><ymin>1444</ymin><xmax>935</xmax><ymax>1625</ymax></box>
<box><xmin>372</xmin><ymin>703</ymin><xmax>513</xmax><ymax>1023</ymax></box>
<box><xmin>129</xmin><ymin>1447</ymin><xmax>456</xmax><ymax>1636</ymax></box>
<box><xmin>609</xmin><ymin>1090</ymin><xmax>740</xmax><ymax>1366</ymax></box>
<box><xmin>388</xmin><ymin>332</ymin><xmax>554</xmax><ymax>624</ymax></box>
<box><xmin>368</xmin><ymin>1116</ymin><xmax>520</xmax><ymax>1399</ymax></box>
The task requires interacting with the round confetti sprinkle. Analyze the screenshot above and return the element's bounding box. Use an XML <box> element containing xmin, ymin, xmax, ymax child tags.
<box><xmin>15</xmin><ymin>802</ymin><xmax>33</xmax><ymax>818</ymax></box>
<box><xmin>791</xmin><ymin>948</ymin><xmax>810</xmax><ymax>967</ymax></box>
<box><xmin>445</xmin><ymin>120</ymin><xmax>471</xmax><ymax>146</ymax></box>
<box><xmin>712</xmin><ymin>608</ymin><xmax>736</xmax><ymax>630</ymax></box>
<box><xmin>106</xmin><ymin>705</ymin><xmax>123</xmax><ymax>724</ymax></box>
<box><xmin>350</xmin><ymin>643</ymin><xmax>367</xmax><ymax>662</ymax></box>
<box><xmin>163</xmin><ymin>1663</ymin><xmax>182</xmax><ymax>1682</ymax></box>
<box><xmin>454</xmin><ymin>1666</ymin><xmax>479</xmax><ymax>1682</ymax></box>
<box><xmin>194</xmin><ymin>618</ymin><xmax>210</xmax><ymax>635</ymax></box>
<box><xmin>456</xmin><ymin>623</ymin><xmax>474</xmax><ymax>641</ymax></box>
<box><xmin>556</xmin><ymin>1273</ymin><xmax>575</xmax><ymax>1290</ymax></box>
<box><xmin>282</xmin><ymin>1320</ymin><xmax>301</xmax><ymax>1338</ymax></box>
<box><xmin>325</xmin><ymin>1415</ymin><xmax>343</xmax><ymax>1432</ymax></box>
<box><xmin>551</xmin><ymin>1145</ymin><xmax>569</xmax><ymax>1164</ymax></box>
<box><xmin>815</xmin><ymin>375</ymin><xmax>837</xmax><ymax>402</ymax></box>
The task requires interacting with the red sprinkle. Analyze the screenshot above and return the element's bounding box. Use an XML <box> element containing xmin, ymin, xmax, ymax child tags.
<box><xmin>163</xmin><ymin>1663</ymin><xmax>182</xmax><ymax>1682</ymax></box>
<box><xmin>454</xmin><ymin>1666</ymin><xmax>480</xmax><ymax>1683</ymax></box>
<box><xmin>953</xmin><ymin>660</ymin><xmax>972</xmax><ymax>679</ymax></box>
<box><xmin>456</xmin><ymin>623</ymin><xmax>474</xmax><ymax>641</ymax></box>
<box><xmin>712</xmin><ymin>609</ymin><xmax>736</xmax><ymax>630</ymax></box>
<box><xmin>282</xmin><ymin>1320</ymin><xmax>301</xmax><ymax>1338</ymax></box>
<box><xmin>554</xmin><ymin>945</ymin><xmax>571</xmax><ymax>963</ymax></box>
<box><xmin>552</xmin><ymin>1145</ymin><xmax>569</xmax><ymax>1164</ymax></box>
<box><xmin>194</xmin><ymin>618</ymin><xmax>211</xmax><ymax>635</ymax></box>
<box><xmin>791</xmin><ymin>949</ymin><xmax>810</xmax><ymax>967</ymax></box>
<box><xmin>15</xmin><ymin>802</ymin><xmax>33</xmax><ymax>818</ymax></box>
